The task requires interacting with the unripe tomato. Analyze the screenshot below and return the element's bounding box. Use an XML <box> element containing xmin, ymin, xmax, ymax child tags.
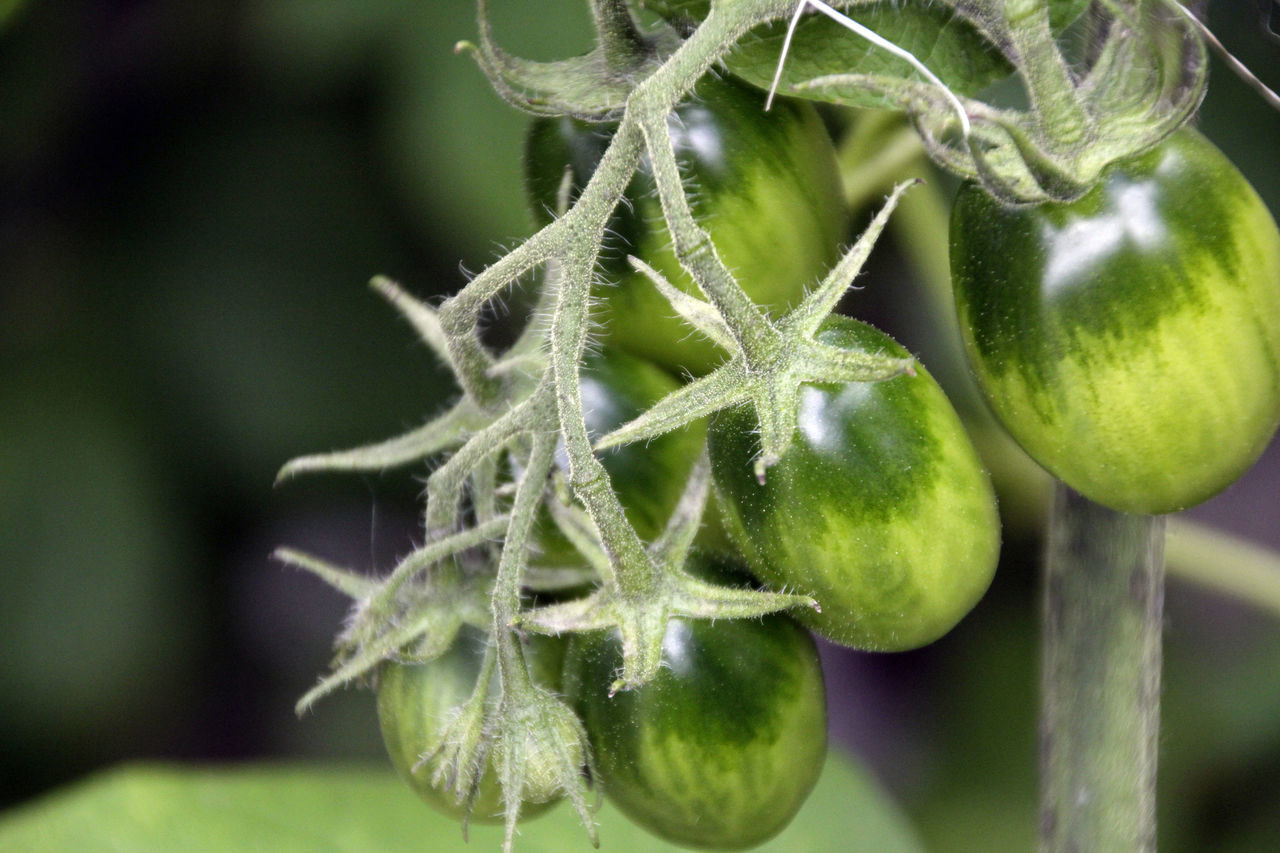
<box><xmin>950</xmin><ymin>129</ymin><xmax>1280</xmax><ymax>513</ymax></box>
<box><xmin>563</xmin><ymin>553</ymin><xmax>827</xmax><ymax>850</ymax></box>
<box><xmin>375</xmin><ymin>628</ymin><xmax>567</xmax><ymax>823</ymax></box>
<box><xmin>524</xmin><ymin>74</ymin><xmax>847</xmax><ymax>375</ymax></box>
<box><xmin>708</xmin><ymin>316</ymin><xmax>1000</xmax><ymax>651</ymax></box>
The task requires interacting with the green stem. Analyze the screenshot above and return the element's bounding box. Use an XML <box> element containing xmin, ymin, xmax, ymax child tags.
<box><xmin>492</xmin><ymin>430</ymin><xmax>554</xmax><ymax>689</ymax></box>
<box><xmin>552</xmin><ymin>216</ymin><xmax>652</xmax><ymax>595</ymax></box>
<box><xmin>423</xmin><ymin>397</ymin><xmax>530</xmax><ymax>531</ymax></box>
<box><xmin>1039</xmin><ymin>483</ymin><xmax>1164</xmax><ymax>853</ymax></box>
<box><xmin>1166</xmin><ymin>520</ymin><xmax>1280</xmax><ymax>620</ymax></box>
<box><xmin>437</xmin><ymin>224</ymin><xmax>564</xmax><ymax>408</ymax></box>
<box><xmin>638</xmin><ymin>107</ymin><xmax>781</xmax><ymax>361</ymax></box>
<box><xmin>630</xmin><ymin>3</ymin><xmax>782</xmax><ymax>366</ymax></box>
<box><xmin>1003</xmin><ymin>0</ymin><xmax>1091</xmax><ymax>148</ymax></box>
<box><xmin>548</xmin><ymin>1</ymin><xmax>764</xmax><ymax>599</ymax></box>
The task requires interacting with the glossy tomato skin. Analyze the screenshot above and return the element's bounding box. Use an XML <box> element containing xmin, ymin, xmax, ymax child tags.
<box><xmin>531</xmin><ymin>348</ymin><xmax>705</xmax><ymax>573</ymax></box>
<box><xmin>708</xmin><ymin>316</ymin><xmax>1000</xmax><ymax>651</ymax></box>
<box><xmin>563</xmin><ymin>554</ymin><xmax>827</xmax><ymax>850</ymax></box>
<box><xmin>951</xmin><ymin>129</ymin><xmax>1280</xmax><ymax>514</ymax></box>
<box><xmin>524</xmin><ymin>74</ymin><xmax>846</xmax><ymax>376</ymax></box>
<box><xmin>376</xmin><ymin>628</ymin><xmax>567</xmax><ymax>823</ymax></box>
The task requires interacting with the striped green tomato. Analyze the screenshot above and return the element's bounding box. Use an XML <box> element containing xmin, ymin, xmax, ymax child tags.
<box><xmin>563</xmin><ymin>554</ymin><xmax>827</xmax><ymax>850</ymax></box>
<box><xmin>950</xmin><ymin>129</ymin><xmax>1280</xmax><ymax>514</ymax></box>
<box><xmin>376</xmin><ymin>629</ymin><xmax>567</xmax><ymax>823</ymax></box>
<box><xmin>708</xmin><ymin>316</ymin><xmax>1001</xmax><ymax>651</ymax></box>
<box><xmin>524</xmin><ymin>74</ymin><xmax>846</xmax><ymax>376</ymax></box>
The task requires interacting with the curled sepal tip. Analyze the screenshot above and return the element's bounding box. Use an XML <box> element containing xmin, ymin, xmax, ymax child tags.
<box><xmin>455</xmin><ymin>0</ymin><xmax>642</xmax><ymax>120</ymax></box>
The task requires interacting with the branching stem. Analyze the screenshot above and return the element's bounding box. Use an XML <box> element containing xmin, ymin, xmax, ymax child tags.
<box><xmin>543</xmin><ymin>1</ymin><xmax>765</xmax><ymax>598</ymax></box>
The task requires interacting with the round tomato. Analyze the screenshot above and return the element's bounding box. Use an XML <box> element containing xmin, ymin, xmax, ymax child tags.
<box><xmin>376</xmin><ymin>628</ymin><xmax>567</xmax><ymax>823</ymax></box>
<box><xmin>950</xmin><ymin>129</ymin><xmax>1280</xmax><ymax>514</ymax></box>
<box><xmin>524</xmin><ymin>74</ymin><xmax>847</xmax><ymax>376</ymax></box>
<box><xmin>531</xmin><ymin>347</ymin><xmax>705</xmax><ymax>574</ymax></box>
<box><xmin>563</xmin><ymin>553</ymin><xmax>827</xmax><ymax>850</ymax></box>
<box><xmin>708</xmin><ymin>315</ymin><xmax>1000</xmax><ymax>651</ymax></box>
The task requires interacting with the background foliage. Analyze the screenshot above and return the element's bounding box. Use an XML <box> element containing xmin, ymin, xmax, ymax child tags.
<box><xmin>1</xmin><ymin>1</ymin><xmax>1278</xmax><ymax>850</ymax></box>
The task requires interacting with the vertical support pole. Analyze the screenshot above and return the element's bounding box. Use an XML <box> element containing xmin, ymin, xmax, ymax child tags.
<box><xmin>1039</xmin><ymin>483</ymin><xmax>1165</xmax><ymax>852</ymax></box>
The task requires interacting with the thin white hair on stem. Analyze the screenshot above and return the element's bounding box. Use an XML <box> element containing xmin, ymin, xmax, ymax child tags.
<box><xmin>766</xmin><ymin>0</ymin><xmax>972</xmax><ymax>138</ymax></box>
<box><xmin>1170</xmin><ymin>0</ymin><xmax>1280</xmax><ymax>110</ymax></box>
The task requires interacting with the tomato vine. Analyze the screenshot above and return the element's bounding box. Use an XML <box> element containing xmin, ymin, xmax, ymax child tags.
<box><xmin>268</xmin><ymin>1</ymin><xmax>1279</xmax><ymax>851</ymax></box>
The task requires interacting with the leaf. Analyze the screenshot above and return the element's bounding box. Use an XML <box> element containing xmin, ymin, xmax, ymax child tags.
<box><xmin>0</xmin><ymin>752</ymin><xmax>924</xmax><ymax>852</ymax></box>
<box><xmin>647</xmin><ymin>0</ymin><xmax>1091</xmax><ymax>109</ymax></box>
<box><xmin>729</xmin><ymin>2</ymin><xmax>1011</xmax><ymax>109</ymax></box>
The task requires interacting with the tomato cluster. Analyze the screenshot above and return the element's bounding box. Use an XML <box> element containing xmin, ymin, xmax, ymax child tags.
<box><xmin>367</xmin><ymin>69</ymin><xmax>1017</xmax><ymax>850</ymax></box>
<box><xmin>385</xmin><ymin>75</ymin><xmax>1013</xmax><ymax>848</ymax></box>
<box><xmin>374</xmin><ymin>59</ymin><xmax>1280</xmax><ymax>853</ymax></box>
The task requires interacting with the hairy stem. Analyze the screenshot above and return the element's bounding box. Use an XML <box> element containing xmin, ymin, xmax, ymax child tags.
<box><xmin>638</xmin><ymin>105</ymin><xmax>781</xmax><ymax>360</ymax></box>
<box><xmin>437</xmin><ymin>223</ymin><xmax>566</xmax><ymax>408</ymax></box>
<box><xmin>493</xmin><ymin>430</ymin><xmax>554</xmax><ymax>686</ymax></box>
<box><xmin>1003</xmin><ymin>0</ymin><xmax>1092</xmax><ymax>147</ymax></box>
<box><xmin>548</xmin><ymin>1</ymin><xmax>765</xmax><ymax>598</ymax></box>
<box><xmin>1039</xmin><ymin>483</ymin><xmax>1165</xmax><ymax>853</ymax></box>
<box><xmin>552</xmin><ymin>211</ymin><xmax>651</xmax><ymax>594</ymax></box>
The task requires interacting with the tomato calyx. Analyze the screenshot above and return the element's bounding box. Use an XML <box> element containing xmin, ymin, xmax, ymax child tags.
<box><xmin>487</xmin><ymin>681</ymin><xmax>597</xmax><ymax>842</ymax></box>
<box><xmin>518</xmin><ymin>454</ymin><xmax>816</xmax><ymax>691</ymax></box>
<box><xmin>408</xmin><ymin>640</ymin><xmax>496</xmax><ymax>822</ymax></box>
<box><xmin>275</xmin><ymin>544</ymin><xmax>495</xmax><ymax>714</ymax></box>
<box><xmin>563</xmin><ymin>552</ymin><xmax>829</xmax><ymax>849</ymax></box>
<box><xmin>596</xmin><ymin>180</ymin><xmax>917</xmax><ymax>481</ymax></box>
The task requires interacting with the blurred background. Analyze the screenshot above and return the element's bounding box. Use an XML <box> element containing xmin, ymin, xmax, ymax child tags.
<box><xmin>1</xmin><ymin>1</ymin><xmax>1277</xmax><ymax>850</ymax></box>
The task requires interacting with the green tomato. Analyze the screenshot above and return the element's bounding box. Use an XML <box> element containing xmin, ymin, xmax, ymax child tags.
<box><xmin>531</xmin><ymin>347</ymin><xmax>704</xmax><ymax>573</ymax></box>
<box><xmin>950</xmin><ymin>129</ymin><xmax>1280</xmax><ymax>514</ymax></box>
<box><xmin>375</xmin><ymin>628</ymin><xmax>567</xmax><ymax>823</ymax></box>
<box><xmin>524</xmin><ymin>74</ymin><xmax>846</xmax><ymax>375</ymax></box>
<box><xmin>708</xmin><ymin>315</ymin><xmax>1000</xmax><ymax>651</ymax></box>
<box><xmin>563</xmin><ymin>554</ymin><xmax>827</xmax><ymax>850</ymax></box>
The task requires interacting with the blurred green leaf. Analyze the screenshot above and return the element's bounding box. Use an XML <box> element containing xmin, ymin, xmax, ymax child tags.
<box><xmin>0</xmin><ymin>751</ymin><xmax>924</xmax><ymax>852</ymax></box>
<box><xmin>725</xmin><ymin>3</ymin><xmax>1013</xmax><ymax>110</ymax></box>
<box><xmin>375</xmin><ymin>1</ymin><xmax>594</xmax><ymax>268</ymax></box>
